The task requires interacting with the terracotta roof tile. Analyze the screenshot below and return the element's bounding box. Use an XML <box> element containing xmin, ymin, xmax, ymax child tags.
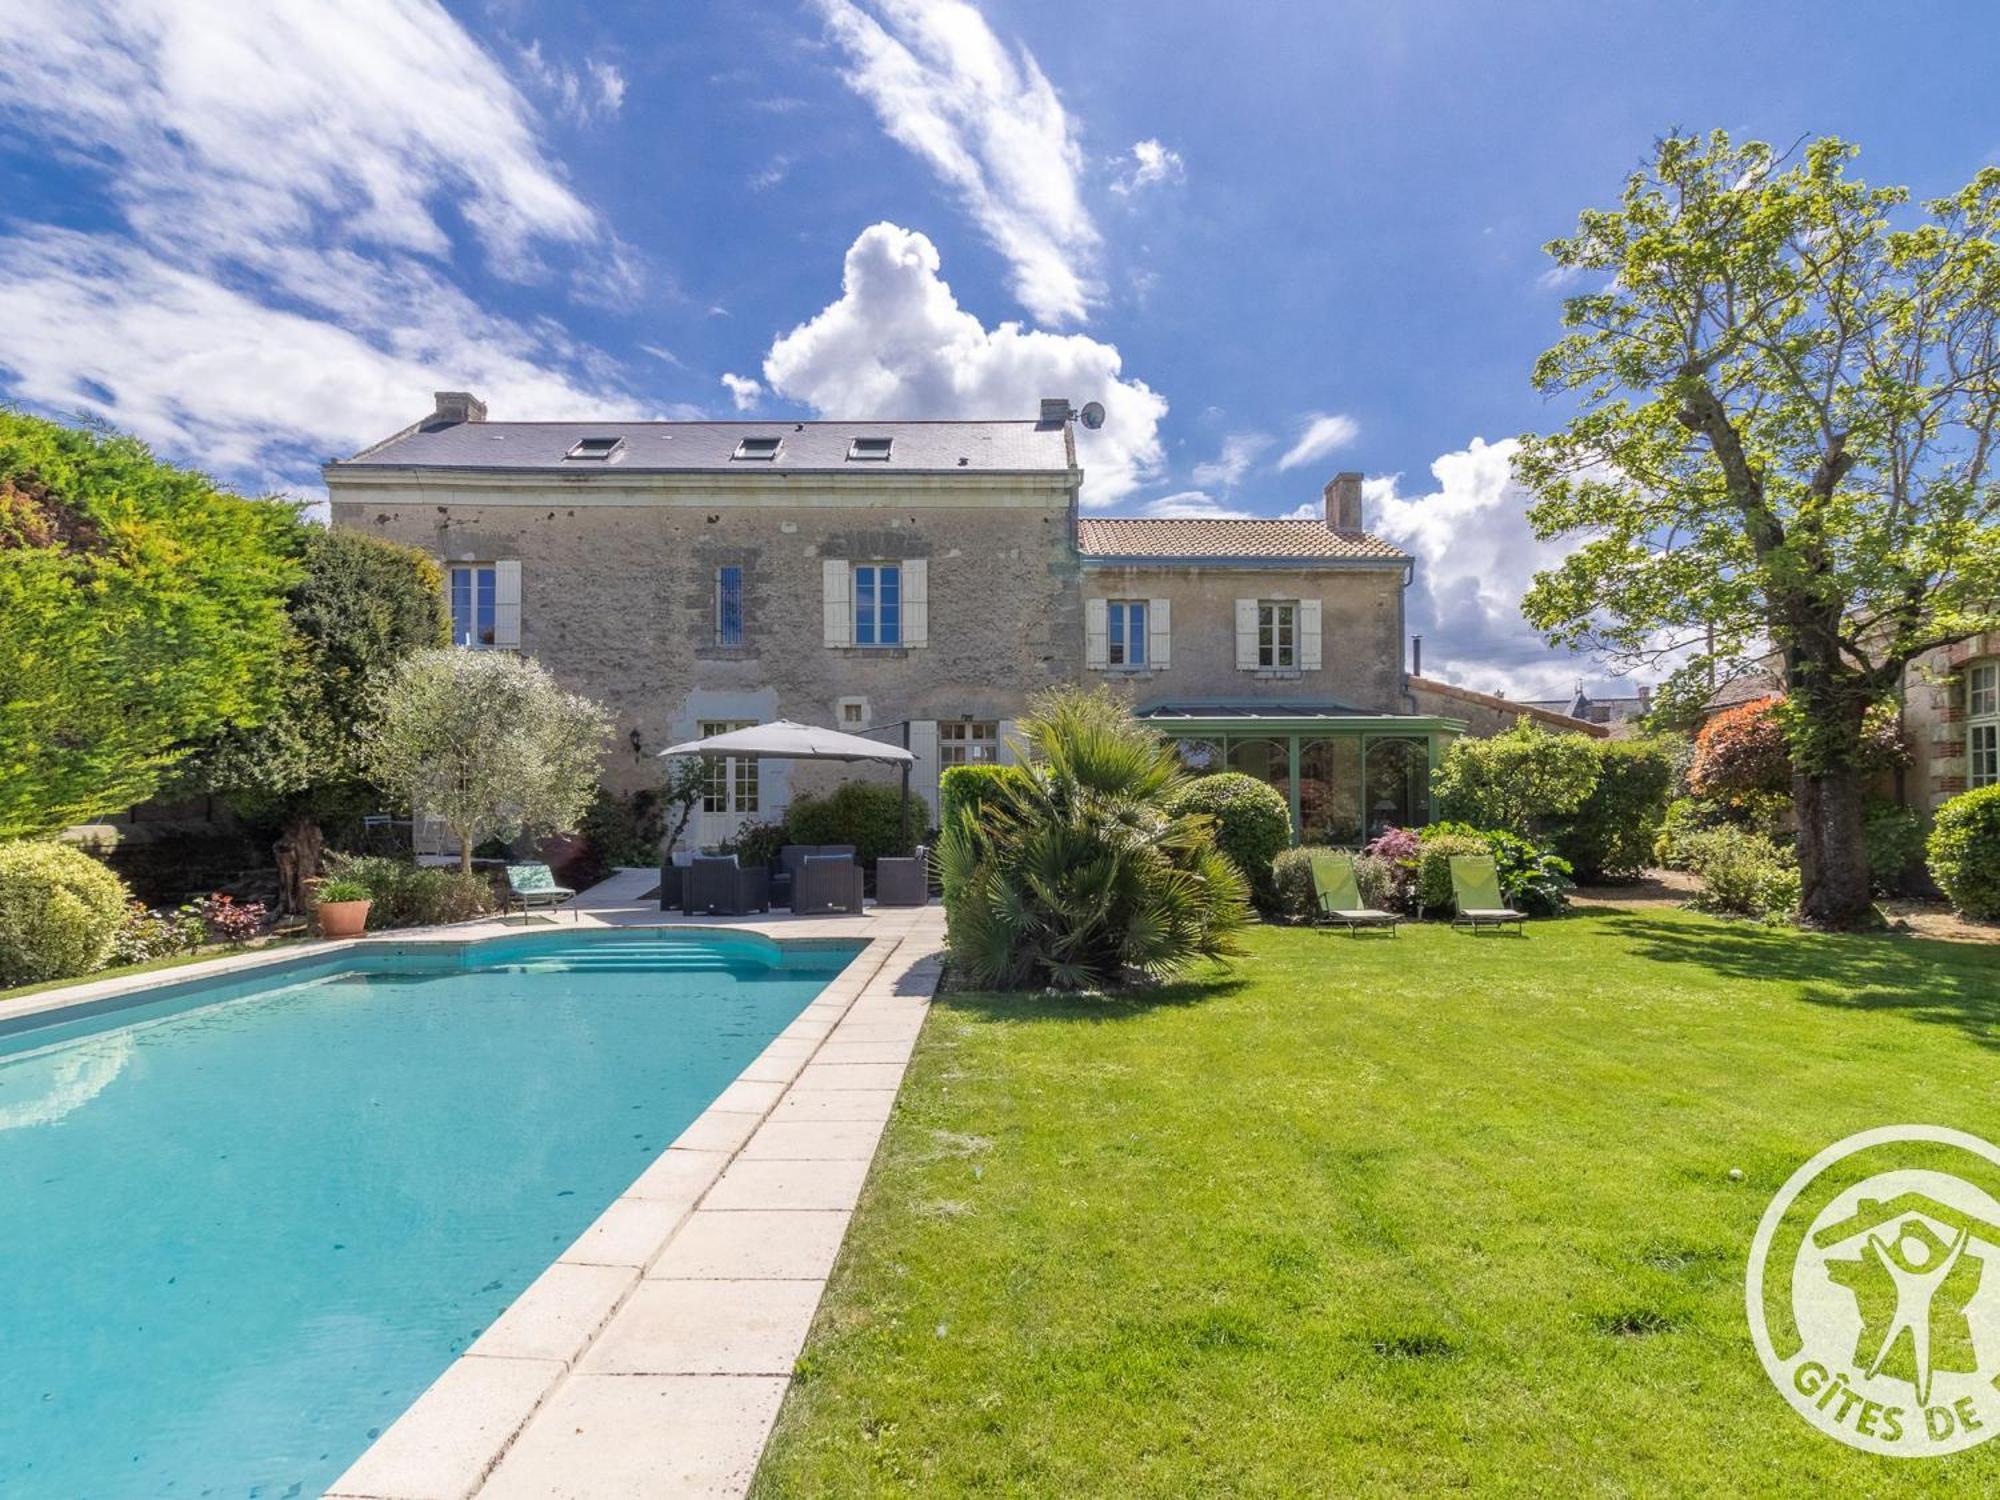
<box><xmin>1077</xmin><ymin>518</ymin><xmax>1408</xmax><ymax>563</ymax></box>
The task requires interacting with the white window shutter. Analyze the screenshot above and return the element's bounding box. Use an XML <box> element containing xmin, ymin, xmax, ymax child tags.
<box><xmin>1084</xmin><ymin>597</ymin><xmax>1109</xmax><ymax>668</ymax></box>
<box><xmin>1149</xmin><ymin>598</ymin><xmax>1171</xmax><ymax>669</ymax></box>
<box><xmin>902</xmin><ymin>558</ymin><xmax>928</xmax><ymax>647</ymax></box>
<box><xmin>493</xmin><ymin>560</ymin><xmax>522</xmax><ymax>649</ymax></box>
<box><xmin>822</xmin><ymin>559</ymin><xmax>851</xmax><ymax>647</ymax></box>
<box><xmin>908</xmin><ymin>719</ymin><xmax>940</xmax><ymax>821</ymax></box>
<box><xmin>1235</xmin><ymin>598</ymin><xmax>1259</xmax><ymax>670</ymax></box>
<box><xmin>1300</xmin><ymin>598</ymin><xmax>1323</xmax><ymax>671</ymax></box>
<box><xmin>997</xmin><ymin>718</ymin><xmax>1021</xmax><ymax>765</ymax></box>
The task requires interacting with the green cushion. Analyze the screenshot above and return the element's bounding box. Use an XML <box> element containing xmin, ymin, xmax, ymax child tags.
<box><xmin>1448</xmin><ymin>855</ymin><xmax>1508</xmax><ymax>913</ymax></box>
<box><xmin>507</xmin><ymin>863</ymin><xmax>559</xmax><ymax>893</ymax></box>
<box><xmin>1309</xmin><ymin>852</ymin><xmax>1362</xmax><ymax>913</ymax></box>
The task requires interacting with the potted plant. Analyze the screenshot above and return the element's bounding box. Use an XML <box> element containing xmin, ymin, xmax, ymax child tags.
<box><xmin>314</xmin><ymin>875</ymin><xmax>373</xmax><ymax>938</ymax></box>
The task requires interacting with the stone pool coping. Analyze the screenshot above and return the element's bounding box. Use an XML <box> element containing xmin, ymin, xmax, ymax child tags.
<box><xmin>321</xmin><ymin>903</ymin><xmax>944</xmax><ymax>1499</ymax></box>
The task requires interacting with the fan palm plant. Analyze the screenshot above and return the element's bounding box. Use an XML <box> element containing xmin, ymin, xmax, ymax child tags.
<box><xmin>936</xmin><ymin>688</ymin><xmax>1251</xmax><ymax>989</ymax></box>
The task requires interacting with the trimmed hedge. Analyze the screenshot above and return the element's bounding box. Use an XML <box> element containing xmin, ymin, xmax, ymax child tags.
<box><xmin>1165</xmin><ymin>773</ymin><xmax>1292</xmax><ymax>913</ymax></box>
<box><xmin>1552</xmin><ymin>738</ymin><xmax>1675</xmax><ymax>883</ymax></box>
<box><xmin>0</xmin><ymin>840</ymin><xmax>131</xmax><ymax>986</ymax></box>
<box><xmin>1273</xmin><ymin>847</ymin><xmax>1396</xmax><ymax>920</ymax></box>
<box><xmin>938</xmin><ymin>763</ymin><xmax>1033</xmax><ymax>901</ymax></box>
<box><xmin>1928</xmin><ymin>785</ymin><xmax>2000</xmax><ymax>920</ymax></box>
<box><xmin>784</xmin><ymin>780</ymin><xmax>919</xmax><ymax>864</ymax></box>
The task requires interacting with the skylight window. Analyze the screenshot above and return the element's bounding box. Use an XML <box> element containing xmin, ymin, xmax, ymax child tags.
<box><xmin>848</xmin><ymin>436</ymin><xmax>893</xmax><ymax>461</ymax></box>
<box><xmin>732</xmin><ymin>436</ymin><xmax>782</xmax><ymax>460</ymax></box>
<box><xmin>564</xmin><ymin>435</ymin><xmax>625</xmax><ymax>461</ymax></box>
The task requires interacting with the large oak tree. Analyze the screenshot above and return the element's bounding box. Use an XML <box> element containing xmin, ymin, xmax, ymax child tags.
<box><xmin>1518</xmin><ymin>133</ymin><xmax>2000</xmax><ymax>928</ymax></box>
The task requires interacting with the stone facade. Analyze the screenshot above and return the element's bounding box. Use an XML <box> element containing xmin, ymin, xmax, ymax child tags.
<box><xmin>1081</xmin><ymin>563</ymin><xmax>1408</xmax><ymax>713</ymax></box>
<box><xmin>328</xmin><ymin>471</ymin><xmax>1080</xmax><ymax>846</ymax></box>
<box><xmin>325</xmin><ymin>400</ymin><xmax>1468</xmax><ymax>854</ymax></box>
<box><xmin>1897</xmin><ymin>632</ymin><xmax>2000</xmax><ymax>813</ymax></box>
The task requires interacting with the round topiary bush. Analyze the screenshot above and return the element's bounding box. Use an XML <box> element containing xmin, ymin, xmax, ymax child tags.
<box><xmin>1166</xmin><ymin>773</ymin><xmax>1292</xmax><ymax>912</ymax></box>
<box><xmin>0</xmin><ymin>839</ymin><xmax>132</xmax><ymax>986</ymax></box>
<box><xmin>1928</xmin><ymin>785</ymin><xmax>2000</xmax><ymax>920</ymax></box>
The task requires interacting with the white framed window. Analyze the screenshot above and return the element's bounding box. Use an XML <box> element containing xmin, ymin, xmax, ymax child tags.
<box><xmin>699</xmin><ymin>720</ymin><xmax>759</xmax><ymax>812</ymax></box>
<box><xmin>564</xmin><ymin>435</ymin><xmax>624</xmax><ymax>462</ymax></box>
<box><xmin>1259</xmin><ymin>600</ymin><xmax>1297</xmax><ymax>669</ymax></box>
<box><xmin>715</xmin><ymin>566</ymin><xmax>744</xmax><ymax>646</ymax></box>
<box><xmin>940</xmin><ymin>721</ymin><xmax>998</xmax><ymax>767</ymax></box>
<box><xmin>1108</xmin><ymin>600</ymin><xmax>1148</xmax><ymax>668</ymax></box>
<box><xmin>1971</xmin><ymin>662</ymin><xmax>2000</xmax><ymax>788</ymax></box>
<box><xmin>848</xmin><ymin>436</ymin><xmax>893</xmax><ymax>461</ymax></box>
<box><xmin>449</xmin><ymin>564</ymin><xmax>496</xmax><ymax>648</ymax></box>
<box><xmin>732</xmin><ymin>436</ymin><xmax>781</xmax><ymax>461</ymax></box>
<box><xmin>854</xmin><ymin>563</ymin><xmax>902</xmax><ymax>646</ymax></box>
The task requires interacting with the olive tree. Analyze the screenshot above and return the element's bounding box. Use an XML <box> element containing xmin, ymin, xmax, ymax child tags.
<box><xmin>366</xmin><ymin>650</ymin><xmax>610</xmax><ymax>875</ymax></box>
<box><xmin>1518</xmin><ymin>133</ymin><xmax>2000</xmax><ymax>928</ymax></box>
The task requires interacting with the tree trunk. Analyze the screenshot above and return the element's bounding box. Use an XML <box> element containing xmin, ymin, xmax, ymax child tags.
<box><xmin>458</xmin><ymin>836</ymin><xmax>474</xmax><ymax>876</ymax></box>
<box><xmin>273</xmin><ymin>815</ymin><xmax>324</xmax><ymax>918</ymax></box>
<box><xmin>1793</xmin><ymin>762</ymin><xmax>1874</xmax><ymax>929</ymax></box>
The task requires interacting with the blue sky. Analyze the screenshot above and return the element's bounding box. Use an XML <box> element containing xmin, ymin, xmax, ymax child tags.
<box><xmin>1</xmin><ymin>0</ymin><xmax>1995</xmax><ymax>695</ymax></box>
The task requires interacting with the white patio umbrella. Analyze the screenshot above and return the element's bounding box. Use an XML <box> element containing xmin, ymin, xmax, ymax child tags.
<box><xmin>658</xmin><ymin>719</ymin><xmax>919</xmax><ymax>844</ymax></box>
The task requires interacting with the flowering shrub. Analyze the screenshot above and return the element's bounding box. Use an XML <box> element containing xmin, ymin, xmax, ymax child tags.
<box><xmin>1688</xmin><ymin>696</ymin><xmax>1790</xmax><ymax>798</ymax></box>
<box><xmin>197</xmin><ymin>893</ymin><xmax>266</xmax><ymax>945</ymax></box>
<box><xmin>1362</xmin><ymin>827</ymin><xmax>1422</xmax><ymax>909</ymax></box>
<box><xmin>1690</xmin><ymin>694</ymin><xmax>1909</xmax><ymax>800</ymax></box>
<box><xmin>109</xmin><ymin>901</ymin><xmax>207</xmax><ymax>965</ymax></box>
<box><xmin>1272</xmin><ymin>847</ymin><xmax>1397</xmax><ymax>920</ymax></box>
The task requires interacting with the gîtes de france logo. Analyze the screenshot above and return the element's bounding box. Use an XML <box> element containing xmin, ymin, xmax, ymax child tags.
<box><xmin>1747</xmin><ymin>1124</ymin><xmax>2000</xmax><ymax>1456</ymax></box>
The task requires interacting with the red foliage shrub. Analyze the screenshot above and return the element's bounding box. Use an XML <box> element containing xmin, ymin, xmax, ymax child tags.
<box><xmin>1688</xmin><ymin>696</ymin><xmax>1790</xmax><ymax>798</ymax></box>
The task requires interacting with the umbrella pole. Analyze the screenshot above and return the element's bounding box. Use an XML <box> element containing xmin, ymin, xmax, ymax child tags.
<box><xmin>900</xmin><ymin>760</ymin><xmax>912</xmax><ymax>851</ymax></box>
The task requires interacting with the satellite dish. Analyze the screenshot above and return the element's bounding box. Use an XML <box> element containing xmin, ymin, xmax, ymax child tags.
<box><xmin>1078</xmin><ymin>400</ymin><xmax>1107</xmax><ymax>431</ymax></box>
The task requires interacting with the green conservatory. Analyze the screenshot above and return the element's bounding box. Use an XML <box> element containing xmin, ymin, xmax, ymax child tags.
<box><xmin>1138</xmin><ymin>705</ymin><xmax>1467</xmax><ymax>847</ymax></box>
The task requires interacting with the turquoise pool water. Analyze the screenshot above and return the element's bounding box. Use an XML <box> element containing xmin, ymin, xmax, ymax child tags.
<box><xmin>0</xmin><ymin>929</ymin><xmax>858</xmax><ymax>1499</ymax></box>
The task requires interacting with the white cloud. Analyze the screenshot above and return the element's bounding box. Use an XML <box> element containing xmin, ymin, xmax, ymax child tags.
<box><xmin>0</xmin><ymin>0</ymin><xmax>598</xmax><ymax>271</ymax></box>
<box><xmin>1111</xmin><ymin>138</ymin><xmax>1184</xmax><ymax>196</ymax></box>
<box><xmin>761</xmin><ymin>222</ymin><xmax>1166</xmax><ymax>505</ymax></box>
<box><xmin>1139</xmin><ymin>490</ymin><xmax>1252</xmax><ymax>519</ymax></box>
<box><xmin>0</xmin><ymin>229</ymin><xmax>646</xmax><ymax>479</ymax></box>
<box><xmin>720</xmin><ymin>372</ymin><xmax>764</xmax><ymax>410</ymax></box>
<box><xmin>749</xmin><ymin>156</ymin><xmax>793</xmax><ymax>191</ymax></box>
<box><xmin>814</xmin><ymin>0</ymin><xmax>1099</xmax><ymax>326</ymax></box>
<box><xmin>1190</xmin><ymin>431</ymin><xmax>1272</xmax><ymax>489</ymax></box>
<box><xmin>1367</xmin><ymin>436</ymin><xmax>1607</xmax><ymax>699</ymax></box>
<box><xmin>514</xmin><ymin>43</ymin><xmax>628</xmax><ymax>125</ymax></box>
<box><xmin>0</xmin><ymin>0</ymin><xmax>645</xmax><ymax>487</ymax></box>
<box><xmin>1276</xmin><ymin>412</ymin><xmax>1360</xmax><ymax>472</ymax></box>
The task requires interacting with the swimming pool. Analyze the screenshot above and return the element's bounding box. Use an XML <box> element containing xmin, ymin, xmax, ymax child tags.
<box><xmin>0</xmin><ymin>929</ymin><xmax>861</xmax><ymax>1499</ymax></box>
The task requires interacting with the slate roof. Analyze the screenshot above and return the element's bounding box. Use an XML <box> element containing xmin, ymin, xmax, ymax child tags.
<box><xmin>331</xmin><ymin>419</ymin><xmax>1073</xmax><ymax>475</ymax></box>
<box><xmin>1077</xmin><ymin>517</ymin><xmax>1408</xmax><ymax>564</ymax></box>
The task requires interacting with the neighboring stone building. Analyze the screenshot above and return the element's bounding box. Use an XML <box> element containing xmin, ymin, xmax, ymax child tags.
<box><xmin>1521</xmin><ymin>683</ymin><xmax>1653</xmax><ymax>733</ymax></box>
<box><xmin>324</xmin><ymin>394</ymin><xmax>1472</xmax><ymax>851</ymax></box>
<box><xmin>1901</xmin><ymin>633</ymin><xmax>2000</xmax><ymax>811</ymax></box>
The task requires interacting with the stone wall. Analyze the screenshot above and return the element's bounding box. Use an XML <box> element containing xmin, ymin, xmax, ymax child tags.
<box><xmin>1406</xmin><ymin>676</ymin><xmax>1608</xmax><ymax>739</ymax></box>
<box><xmin>1898</xmin><ymin>632</ymin><xmax>2000</xmax><ymax>813</ymax></box>
<box><xmin>1080</xmin><ymin>563</ymin><xmax>1408</xmax><ymax>713</ymax></box>
<box><xmin>328</xmin><ymin>479</ymin><xmax>1081</xmax><ymax>828</ymax></box>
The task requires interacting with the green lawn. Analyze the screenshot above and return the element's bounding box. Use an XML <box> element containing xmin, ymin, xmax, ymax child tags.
<box><xmin>754</xmin><ymin>908</ymin><xmax>2000</xmax><ymax>1497</ymax></box>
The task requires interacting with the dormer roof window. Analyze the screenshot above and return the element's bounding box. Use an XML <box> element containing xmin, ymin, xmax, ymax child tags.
<box><xmin>563</xmin><ymin>436</ymin><xmax>625</xmax><ymax>462</ymax></box>
<box><xmin>848</xmin><ymin>435</ymin><xmax>893</xmax><ymax>461</ymax></box>
<box><xmin>732</xmin><ymin>436</ymin><xmax>782</xmax><ymax>460</ymax></box>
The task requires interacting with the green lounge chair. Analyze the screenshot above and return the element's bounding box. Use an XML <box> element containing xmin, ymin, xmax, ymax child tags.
<box><xmin>1448</xmin><ymin>855</ymin><xmax>1525</xmax><ymax>934</ymax></box>
<box><xmin>505</xmin><ymin>862</ymin><xmax>577</xmax><ymax>920</ymax></box>
<box><xmin>1309</xmin><ymin>852</ymin><xmax>1400</xmax><ymax>934</ymax></box>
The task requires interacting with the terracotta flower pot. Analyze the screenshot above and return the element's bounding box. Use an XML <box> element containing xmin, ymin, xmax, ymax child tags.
<box><xmin>317</xmin><ymin>898</ymin><xmax>371</xmax><ymax>939</ymax></box>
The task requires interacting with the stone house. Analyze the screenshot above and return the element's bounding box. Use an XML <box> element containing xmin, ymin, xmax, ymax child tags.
<box><xmin>324</xmin><ymin>394</ymin><xmax>1475</xmax><ymax>851</ymax></box>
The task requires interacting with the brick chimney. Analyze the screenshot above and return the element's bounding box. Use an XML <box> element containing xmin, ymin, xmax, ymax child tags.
<box><xmin>1324</xmin><ymin>471</ymin><xmax>1363</xmax><ymax>531</ymax></box>
<box><xmin>427</xmin><ymin>391</ymin><xmax>487</xmax><ymax>428</ymax></box>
